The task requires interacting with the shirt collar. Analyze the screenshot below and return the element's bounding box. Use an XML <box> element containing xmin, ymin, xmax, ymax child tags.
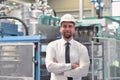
<box><xmin>61</xmin><ymin>38</ymin><xmax>74</xmax><ymax>46</ymax></box>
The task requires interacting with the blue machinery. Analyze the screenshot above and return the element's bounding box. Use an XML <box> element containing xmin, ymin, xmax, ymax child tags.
<box><xmin>0</xmin><ymin>15</ymin><xmax>59</xmax><ymax>80</ymax></box>
<box><xmin>0</xmin><ymin>16</ymin><xmax>41</xmax><ymax>80</ymax></box>
<box><xmin>0</xmin><ymin>35</ymin><xmax>41</xmax><ymax>80</ymax></box>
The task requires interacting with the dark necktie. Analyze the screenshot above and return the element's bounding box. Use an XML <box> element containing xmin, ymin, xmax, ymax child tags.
<box><xmin>65</xmin><ymin>42</ymin><xmax>73</xmax><ymax>80</ymax></box>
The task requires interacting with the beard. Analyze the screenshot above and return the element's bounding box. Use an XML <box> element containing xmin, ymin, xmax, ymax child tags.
<box><xmin>62</xmin><ymin>31</ymin><xmax>72</xmax><ymax>39</ymax></box>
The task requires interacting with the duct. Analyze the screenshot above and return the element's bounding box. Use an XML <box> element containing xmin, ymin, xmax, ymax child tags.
<box><xmin>29</xmin><ymin>24</ymin><xmax>60</xmax><ymax>39</ymax></box>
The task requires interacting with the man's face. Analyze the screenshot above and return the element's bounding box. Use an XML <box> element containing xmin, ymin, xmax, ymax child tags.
<box><xmin>60</xmin><ymin>21</ymin><xmax>75</xmax><ymax>40</ymax></box>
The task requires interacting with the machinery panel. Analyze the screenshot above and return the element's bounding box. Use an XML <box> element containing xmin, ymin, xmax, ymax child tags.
<box><xmin>0</xmin><ymin>42</ymin><xmax>34</xmax><ymax>80</ymax></box>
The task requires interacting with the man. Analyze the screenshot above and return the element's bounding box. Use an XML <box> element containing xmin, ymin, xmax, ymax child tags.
<box><xmin>45</xmin><ymin>14</ymin><xmax>90</xmax><ymax>80</ymax></box>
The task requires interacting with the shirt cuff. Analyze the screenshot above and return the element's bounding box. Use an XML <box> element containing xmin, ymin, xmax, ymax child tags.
<box><xmin>66</xmin><ymin>63</ymin><xmax>72</xmax><ymax>70</ymax></box>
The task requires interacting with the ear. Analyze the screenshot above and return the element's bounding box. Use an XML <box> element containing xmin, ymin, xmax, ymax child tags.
<box><xmin>73</xmin><ymin>26</ymin><xmax>76</xmax><ymax>33</ymax></box>
<box><xmin>59</xmin><ymin>27</ymin><xmax>62</xmax><ymax>33</ymax></box>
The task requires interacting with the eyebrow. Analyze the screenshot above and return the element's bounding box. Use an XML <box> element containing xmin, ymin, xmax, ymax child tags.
<box><xmin>62</xmin><ymin>25</ymin><xmax>74</xmax><ymax>28</ymax></box>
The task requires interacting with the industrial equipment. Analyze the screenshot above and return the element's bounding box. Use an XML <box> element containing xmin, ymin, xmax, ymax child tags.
<box><xmin>0</xmin><ymin>35</ymin><xmax>41</xmax><ymax>80</ymax></box>
<box><xmin>77</xmin><ymin>16</ymin><xmax>120</xmax><ymax>80</ymax></box>
<box><xmin>0</xmin><ymin>1</ymin><xmax>60</xmax><ymax>79</ymax></box>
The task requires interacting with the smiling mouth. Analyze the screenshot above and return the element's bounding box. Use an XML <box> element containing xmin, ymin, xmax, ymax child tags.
<box><xmin>65</xmin><ymin>32</ymin><xmax>70</xmax><ymax>35</ymax></box>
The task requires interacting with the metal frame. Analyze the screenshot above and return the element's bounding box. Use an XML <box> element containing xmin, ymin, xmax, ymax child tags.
<box><xmin>0</xmin><ymin>35</ymin><xmax>41</xmax><ymax>80</ymax></box>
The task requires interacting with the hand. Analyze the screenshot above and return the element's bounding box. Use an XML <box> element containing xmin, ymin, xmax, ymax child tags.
<box><xmin>71</xmin><ymin>63</ymin><xmax>79</xmax><ymax>69</ymax></box>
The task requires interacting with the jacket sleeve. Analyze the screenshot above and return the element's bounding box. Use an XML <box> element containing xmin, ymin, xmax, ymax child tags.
<box><xmin>45</xmin><ymin>42</ymin><xmax>71</xmax><ymax>74</ymax></box>
<box><xmin>64</xmin><ymin>46</ymin><xmax>90</xmax><ymax>77</ymax></box>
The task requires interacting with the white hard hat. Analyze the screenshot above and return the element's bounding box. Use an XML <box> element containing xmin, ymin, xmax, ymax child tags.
<box><xmin>59</xmin><ymin>14</ymin><xmax>75</xmax><ymax>26</ymax></box>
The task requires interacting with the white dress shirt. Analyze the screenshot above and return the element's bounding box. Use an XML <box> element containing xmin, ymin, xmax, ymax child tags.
<box><xmin>45</xmin><ymin>38</ymin><xmax>90</xmax><ymax>80</ymax></box>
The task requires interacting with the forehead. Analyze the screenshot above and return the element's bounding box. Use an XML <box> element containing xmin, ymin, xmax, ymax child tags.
<box><xmin>61</xmin><ymin>21</ymin><xmax>74</xmax><ymax>26</ymax></box>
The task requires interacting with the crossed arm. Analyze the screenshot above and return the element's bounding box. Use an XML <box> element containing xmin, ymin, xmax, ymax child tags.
<box><xmin>45</xmin><ymin>45</ymin><xmax>90</xmax><ymax>77</ymax></box>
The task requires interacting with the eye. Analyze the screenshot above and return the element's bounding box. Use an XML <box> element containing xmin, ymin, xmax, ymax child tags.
<box><xmin>63</xmin><ymin>25</ymin><xmax>67</xmax><ymax>28</ymax></box>
<box><xmin>68</xmin><ymin>25</ymin><xmax>73</xmax><ymax>28</ymax></box>
<box><xmin>62</xmin><ymin>25</ymin><xmax>74</xmax><ymax>28</ymax></box>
